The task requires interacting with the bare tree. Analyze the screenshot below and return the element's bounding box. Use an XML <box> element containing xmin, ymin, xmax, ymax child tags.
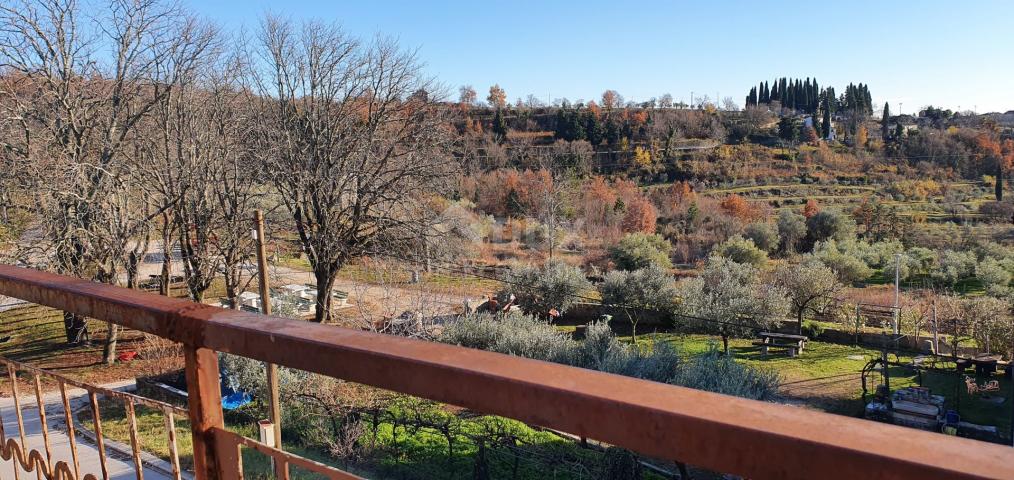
<box><xmin>0</xmin><ymin>0</ymin><xmax>212</xmax><ymax>350</ymax></box>
<box><xmin>249</xmin><ymin>17</ymin><xmax>455</xmax><ymax>322</ymax></box>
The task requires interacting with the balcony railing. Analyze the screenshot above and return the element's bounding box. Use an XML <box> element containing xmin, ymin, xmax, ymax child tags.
<box><xmin>0</xmin><ymin>264</ymin><xmax>1011</xmax><ymax>480</ymax></box>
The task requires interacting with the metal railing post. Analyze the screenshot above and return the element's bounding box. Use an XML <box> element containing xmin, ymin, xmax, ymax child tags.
<box><xmin>184</xmin><ymin>346</ymin><xmax>225</xmax><ymax>480</ymax></box>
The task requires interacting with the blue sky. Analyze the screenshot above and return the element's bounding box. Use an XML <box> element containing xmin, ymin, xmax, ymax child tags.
<box><xmin>185</xmin><ymin>0</ymin><xmax>1014</xmax><ymax>114</ymax></box>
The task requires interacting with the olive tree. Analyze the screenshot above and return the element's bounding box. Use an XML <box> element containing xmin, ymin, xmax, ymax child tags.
<box><xmin>497</xmin><ymin>261</ymin><xmax>591</xmax><ymax>316</ymax></box>
<box><xmin>776</xmin><ymin>210</ymin><xmax>807</xmax><ymax>254</ymax></box>
<box><xmin>674</xmin><ymin>256</ymin><xmax>790</xmax><ymax>354</ymax></box>
<box><xmin>713</xmin><ymin>235</ymin><xmax>767</xmax><ymax>267</ymax></box>
<box><xmin>775</xmin><ymin>259</ymin><xmax>842</xmax><ymax>336</ymax></box>
<box><xmin>609</xmin><ymin>232</ymin><xmax>673</xmax><ymax>270</ymax></box>
<box><xmin>743</xmin><ymin>222</ymin><xmax>779</xmax><ymax>254</ymax></box>
<box><xmin>598</xmin><ymin>266</ymin><xmax>678</xmax><ymax>342</ymax></box>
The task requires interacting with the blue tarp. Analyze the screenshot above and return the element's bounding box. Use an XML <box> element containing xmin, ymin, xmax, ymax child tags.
<box><xmin>222</xmin><ymin>391</ymin><xmax>252</xmax><ymax>410</ymax></box>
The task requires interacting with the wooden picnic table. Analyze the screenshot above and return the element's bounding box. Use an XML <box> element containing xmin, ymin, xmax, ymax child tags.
<box><xmin>755</xmin><ymin>332</ymin><xmax>808</xmax><ymax>357</ymax></box>
<box><xmin>971</xmin><ymin>354</ymin><xmax>1001</xmax><ymax>376</ymax></box>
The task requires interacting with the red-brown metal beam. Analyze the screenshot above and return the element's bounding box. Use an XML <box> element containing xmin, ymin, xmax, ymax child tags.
<box><xmin>0</xmin><ymin>264</ymin><xmax>1011</xmax><ymax>480</ymax></box>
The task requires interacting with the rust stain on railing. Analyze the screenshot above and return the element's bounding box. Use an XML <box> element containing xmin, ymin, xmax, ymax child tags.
<box><xmin>1</xmin><ymin>264</ymin><xmax>1013</xmax><ymax>480</ymax></box>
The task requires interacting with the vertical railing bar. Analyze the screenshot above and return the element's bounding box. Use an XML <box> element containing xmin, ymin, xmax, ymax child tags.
<box><xmin>88</xmin><ymin>392</ymin><xmax>109</xmax><ymax>480</ymax></box>
<box><xmin>31</xmin><ymin>374</ymin><xmax>52</xmax><ymax>476</ymax></box>
<box><xmin>125</xmin><ymin>400</ymin><xmax>144</xmax><ymax>480</ymax></box>
<box><xmin>279</xmin><ymin>457</ymin><xmax>290</xmax><ymax>480</ymax></box>
<box><xmin>235</xmin><ymin>444</ymin><xmax>244</xmax><ymax>480</ymax></box>
<box><xmin>0</xmin><ymin>362</ymin><xmax>18</xmax><ymax>480</ymax></box>
<box><xmin>8</xmin><ymin>364</ymin><xmax>28</xmax><ymax>480</ymax></box>
<box><xmin>7</xmin><ymin>365</ymin><xmax>27</xmax><ymax>448</ymax></box>
<box><xmin>164</xmin><ymin>411</ymin><xmax>182</xmax><ymax>480</ymax></box>
<box><xmin>58</xmin><ymin>381</ymin><xmax>81</xmax><ymax>480</ymax></box>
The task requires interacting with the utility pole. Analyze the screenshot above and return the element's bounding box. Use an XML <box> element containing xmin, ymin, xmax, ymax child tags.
<box><xmin>253</xmin><ymin>210</ymin><xmax>283</xmax><ymax>455</ymax></box>
<box><xmin>931</xmin><ymin>300</ymin><xmax>939</xmax><ymax>355</ymax></box>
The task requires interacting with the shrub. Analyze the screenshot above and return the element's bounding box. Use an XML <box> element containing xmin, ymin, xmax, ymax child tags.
<box><xmin>497</xmin><ymin>261</ymin><xmax>591</xmax><ymax>315</ymax></box>
<box><xmin>805</xmin><ymin>209</ymin><xmax>856</xmax><ymax>244</ymax></box>
<box><xmin>932</xmin><ymin>250</ymin><xmax>977</xmax><ymax>287</ymax></box>
<box><xmin>713</xmin><ymin>235</ymin><xmax>768</xmax><ymax>267</ymax></box>
<box><xmin>776</xmin><ymin>210</ymin><xmax>807</xmax><ymax>253</ymax></box>
<box><xmin>439</xmin><ymin>313</ymin><xmax>779</xmax><ymax>400</ymax></box>
<box><xmin>609</xmin><ymin>232</ymin><xmax>673</xmax><ymax>270</ymax></box>
<box><xmin>439</xmin><ymin>312</ymin><xmax>574</xmax><ymax>363</ymax></box>
<box><xmin>743</xmin><ymin>222</ymin><xmax>779</xmax><ymax>253</ymax></box>
<box><xmin>520</xmin><ymin>221</ymin><xmax>564</xmax><ymax>251</ymax></box>
<box><xmin>976</xmin><ymin>257</ymin><xmax>1013</xmax><ymax>296</ymax></box>
<box><xmin>801</xmin><ymin>320</ymin><xmax>825</xmax><ymax>339</ymax></box>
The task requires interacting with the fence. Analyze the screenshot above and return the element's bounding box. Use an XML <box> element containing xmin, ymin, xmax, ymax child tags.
<box><xmin>0</xmin><ymin>356</ymin><xmax>188</xmax><ymax>480</ymax></box>
<box><xmin>0</xmin><ymin>264</ymin><xmax>1011</xmax><ymax>480</ymax></box>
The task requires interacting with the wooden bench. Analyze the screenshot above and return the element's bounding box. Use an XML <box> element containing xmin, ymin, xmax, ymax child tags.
<box><xmin>752</xmin><ymin>340</ymin><xmax>800</xmax><ymax>357</ymax></box>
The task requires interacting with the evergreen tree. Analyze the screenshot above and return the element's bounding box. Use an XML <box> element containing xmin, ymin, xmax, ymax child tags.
<box><xmin>881</xmin><ymin>102</ymin><xmax>891</xmax><ymax>142</ymax></box>
<box><xmin>822</xmin><ymin>95</ymin><xmax>832</xmax><ymax>139</ymax></box>
<box><xmin>585</xmin><ymin>111</ymin><xmax>604</xmax><ymax>145</ymax></box>
<box><xmin>778</xmin><ymin>116</ymin><xmax>800</xmax><ymax>143</ymax></box>
<box><xmin>604</xmin><ymin>117</ymin><xmax>621</xmax><ymax>145</ymax></box>
<box><xmin>492</xmin><ymin>109</ymin><xmax>508</xmax><ymax>142</ymax></box>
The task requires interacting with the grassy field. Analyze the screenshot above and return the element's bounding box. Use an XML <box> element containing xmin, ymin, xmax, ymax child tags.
<box><xmin>0</xmin><ymin>304</ymin><xmax>154</xmax><ymax>387</ymax></box>
<box><xmin>78</xmin><ymin>399</ymin><xmax>345</xmax><ymax>480</ymax></box>
<box><xmin>639</xmin><ymin>334</ymin><xmax>1011</xmax><ymax>438</ymax></box>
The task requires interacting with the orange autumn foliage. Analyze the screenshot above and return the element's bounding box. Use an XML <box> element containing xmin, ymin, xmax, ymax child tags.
<box><xmin>720</xmin><ymin>194</ymin><xmax>757</xmax><ymax>221</ymax></box>
<box><xmin>802</xmin><ymin>199</ymin><xmax>820</xmax><ymax>218</ymax></box>
<box><xmin>621</xmin><ymin>198</ymin><xmax>657</xmax><ymax>234</ymax></box>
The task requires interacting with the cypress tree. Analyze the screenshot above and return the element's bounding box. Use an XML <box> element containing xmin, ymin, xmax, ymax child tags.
<box><xmin>881</xmin><ymin>102</ymin><xmax>891</xmax><ymax>142</ymax></box>
<box><xmin>492</xmin><ymin>109</ymin><xmax>508</xmax><ymax>142</ymax></box>
<box><xmin>822</xmin><ymin>94</ymin><xmax>831</xmax><ymax>139</ymax></box>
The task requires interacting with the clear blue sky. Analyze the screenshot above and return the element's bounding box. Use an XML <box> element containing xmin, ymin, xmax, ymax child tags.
<box><xmin>185</xmin><ymin>0</ymin><xmax>1014</xmax><ymax>114</ymax></box>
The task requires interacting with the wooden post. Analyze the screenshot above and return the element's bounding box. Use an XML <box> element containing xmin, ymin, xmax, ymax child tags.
<box><xmin>184</xmin><ymin>346</ymin><xmax>225</xmax><ymax>480</ymax></box>
<box><xmin>931</xmin><ymin>301</ymin><xmax>939</xmax><ymax>355</ymax></box>
<box><xmin>881</xmin><ymin>349</ymin><xmax>890</xmax><ymax>392</ymax></box>
<box><xmin>254</xmin><ymin>210</ymin><xmax>284</xmax><ymax>454</ymax></box>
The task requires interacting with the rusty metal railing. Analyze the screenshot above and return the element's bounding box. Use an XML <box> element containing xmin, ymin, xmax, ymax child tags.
<box><xmin>0</xmin><ymin>354</ymin><xmax>355</xmax><ymax>480</ymax></box>
<box><xmin>0</xmin><ymin>264</ymin><xmax>1013</xmax><ymax>480</ymax></box>
<box><xmin>0</xmin><ymin>356</ymin><xmax>189</xmax><ymax>480</ymax></box>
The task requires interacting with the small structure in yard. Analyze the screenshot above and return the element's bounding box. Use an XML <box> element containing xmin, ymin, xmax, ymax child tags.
<box><xmin>219</xmin><ymin>284</ymin><xmax>351</xmax><ymax>318</ymax></box>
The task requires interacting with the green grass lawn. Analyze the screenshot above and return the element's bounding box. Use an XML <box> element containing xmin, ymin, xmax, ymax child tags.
<box><xmin>79</xmin><ymin>399</ymin><xmax>346</xmax><ymax>480</ymax></box>
<box><xmin>633</xmin><ymin>333</ymin><xmax>1011</xmax><ymax>439</ymax></box>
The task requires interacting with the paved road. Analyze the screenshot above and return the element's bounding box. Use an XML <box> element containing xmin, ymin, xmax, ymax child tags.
<box><xmin>0</xmin><ymin>381</ymin><xmax>172</xmax><ymax>480</ymax></box>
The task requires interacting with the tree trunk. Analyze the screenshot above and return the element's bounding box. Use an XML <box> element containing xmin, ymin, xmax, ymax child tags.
<box><xmin>313</xmin><ymin>268</ymin><xmax>337</xmax><ymax>323</ymax></box>
<box><xmin>102</xmin><ymin>323</ymin><xmax>120</xmax><ymax>365</ymax></box>
<box><xmin>797</xmin><ymin>309</ymin><xmax>805</xmax><ymax>336</ymax></box>
<box><xmin>160</xmin><ymin>212</ymin><xmax>173</xmax><ymax>296</ymax></box>
<box><xmin>721</xmin><ymin>334</ymin><xmax>729</xmax><ymax>355</ymax></box>
<box><xmin>64</xmin><ymin>312</ymin><xmax>88</xmax><ymax>345</ymax></box>
<box><xmin>103</xmin><ymin>250</ymin><xmax>141</xmax><ymax>365</ymax></box>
